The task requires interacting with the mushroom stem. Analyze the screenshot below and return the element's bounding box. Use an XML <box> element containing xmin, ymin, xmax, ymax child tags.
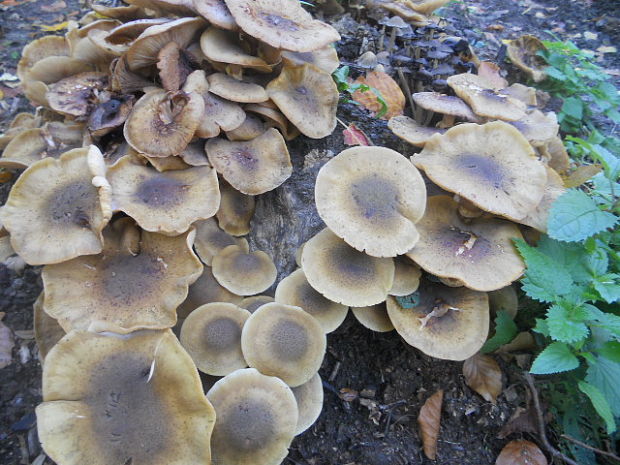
<box><xmin>378</xmin><ymin>25</ymin><xmax>386</xmax><ymax>52</ymax></box>
<box><xmin>396</xmin><ymin>68</ymin><xmax>415</xmax><ymax>116</ymax></box>
<box><xmin>388</xmin><ymin>27</ymin><xmax>397</xmax><ymax>53</ymax></box>
<box><xmin>120</xmin><ymin>221</ymin><xmax>141</xmax><ymax>256</ymax></box>
<box><xmin>438</xmin><ymin>114</ymin><xmax>455</xmax><ymax>128</ymax></box>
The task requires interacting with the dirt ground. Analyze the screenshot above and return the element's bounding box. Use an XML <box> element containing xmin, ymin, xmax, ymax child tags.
<box><xmin>1</xmin><ymin>0</ymin><xmax>619</xmax><ymax>464</ymax></box>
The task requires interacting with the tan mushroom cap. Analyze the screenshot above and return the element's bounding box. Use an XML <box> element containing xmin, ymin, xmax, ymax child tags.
<box><xmin>101</xmin><ymin>18</ymin><xmax>170</xmax><ymax>52</ymax></box>
<box><xmin>207</xmin><ymin>368</ymin><xmax>298</xmax><ymax>465</ymax></box>
<box><xmin>0</xmin><ymin>113</ymin><xmax>39</xmax><ymax>149</ymax></box>
<box><xmin>140</xmin><ymin>152</ymin><xmax>192</xmax><ymax>171</ymax></box>
<box><xmin>193</xmin><ymin>0</ymin><xmax>238</xmax><ymax>30</ymax></box>
<box><xmin>177</xmin><ymin>266</ymin><xmax>243</xmax><ymax>319</ymax></box>
<box><xmin>0</xmin><ymin>147</ymin><xmax>109</xmax><ymax>265</ymax></box>
<box><xmin>244</xmin><ymin>103</ymin><xmax>300</xmax><ymax>141</ymax></box>
<box><xmin>33</xmin><ymin>292</ymin><xmax>65</xmax><ymax>364</ymax></box>
<box><xmin>212</xmin><ymin>244</ymin><xmax>277</xmax><ymax>296</ymax></box>
<box><xmin>37</xmin><ymin>329</ymin><xmax>216</xmax><ymax>465</ymax></box>
<box><xmin>194</xmin><ymin>217</ymin><xmax>249</xmax><ymax>266</ymax></box>
<box><xmin>216</xmin><ymin>182</ymin><xmax>255</xmax><ymax>236</ymax></box>
<box><xmin>180</xmin><ymin>302</ymin><xmax>250</xmax><ymax>375</ymax></box>
<box><xmin>370</xmin><ymin>0</ymin><xmax>427</xmax><ymax>22</ymax></box>
<box><xmin>405</xmin><ymin>196</ymin><xmax>525</xmax><ymax>292</ymax></box>
<box><xmin>517</xmin><ymin>166</ymin><xmax>565</xmax><ymax>233</ymax></box>
<box><xmin>488</xmin><ymin>285</ymin><xmax>518</xmax><ymax>319</ymax></box>
<box><xmin>241</xmin><ymin>303</ymin><xmax>326</xmax><ymax>386</ymax></box>
<box><xmin>291</xmin><ymin>373</ymin><xmax>323</xmax><ymax>435</ymax></box>
<box><xmin>225</xmin><ymin>0</ymin><xmax>340</xmax><ymax>52</ymax></box>
<box><xmin>200</xmin><ymin>27</ymin><xmax>271</xmax><ymax>72</ymax></box>
<box><xmin>388</xmin><ymin>115</ymin><xmax>446</xmax><ymax>148</ymax></box>
<box><xmin>510</xmin><ymin>109</ymin><xmax>559</xmax><ymax>147</ymax></box>
<box><xmin>66</xmin><ymin>20</ymin><xmax>120</xmax><ymax>67</ymax></box>
<box><xmin>226</xmin><ymin>114</ymin><xmax>265</xmax><ymax>141</ymax></box>
<box><xmin>157</xmin><ymin>42</ymin><xmax>193</xmax><ymax>92</ymax></box>
<box><xmin>386</xmin><ymin>280</ymin><xmax>489</xmax><ymax>360</ymax></box>
<box><xmin>42</xmin><ymin>218</ymin><xmax>202</xmax><ymax>333</ymax></box>
<box><xmin>17</xmin><ymin>35</ymin><xmax>69</xmax><ymax>82</ymax></box>
<box><xmin>266</xmin><ymin>64</ymin><xmax>338</xmax><ymax>139</ymax></box>
<box><xmin>124</xmin><ymin>88</ymin><xmax>204</xmax><ymax>158</ymax></box>
<box><xmin>107</xmin><ymin>155</ymin><xmax>220</xmax><ymax>235</ymax></box>
<box><xmin>351</xmin><ymin>303</ymin><xmax>394</xmax><ymax>332</ymax></box>
<box><xmin>177</xmin><ymin>140</ymin><xmax>210</xmax><ymax>166</ymax></box>
<box><xmin>539</xmin><ymin>136</ymin><xmax>570</xmax><ymax>174</ymax></box>
<box><xmin>390</xmin><ymin>258</ymin><xmax>422</xmax><ymax>296</ymax></box>
<box><xmin>499</xmin><ymin>83</ymin><xmax>538</xmax><ymax>106</ymax></box>
<box><xmin>240</xmin><ymin>295</ymin><xmax>274</xmax><ymax>313</ymax></box>
<box><xmin>128</xmin><ymin>0</ymin><xmax>197</xmax><ymax>16</ymax></box>
<box><xmin>208</xmin><ymin>73</ymin><xmax>269</xmax><ymax>103</ymax></box>
<box><xmin>507</xmin><ymin>35</ymin><xmax>548</xmax><ymax>82</ymax></box>
<box><xmin>412</xmin><ymin>121</ymin><xmax>547</xmax><ymax>221</ymax></box>
<box><xmin>315</xmin><ymin>146</ymin><xmax>427</xmax><ymax>257</ymax></box>
<box><xmin>447</xmin><ymin>73</ymin><xmax>526</xmax><ymax>121</ymax></box>
<box><xmin>301</xmin><ymin>228</ymin><xmax>395</xmax><ymax>307</ymax></box>
<box><xmin>412</xmin><ymin>92</ymin><xmax>481</xmax><ymax>122</ymax></box>
<box><xmin>275</xmin><ymin>268</ymin><xmax>348</xmax><ymax>333</ymax></box>
<box><xmin>46</xmin><ymin>72</ymin><xmax>108</xmax><ymax>118</ymax></box>
<box><xmin>281</xmin><ymin>46</ymin><xmax>340</xmax><ymax>74</ymax></box>
<box><xmin>206</xmin><ymin>128</ymin><xmax>292</xmax><ymax>195</ymax></box>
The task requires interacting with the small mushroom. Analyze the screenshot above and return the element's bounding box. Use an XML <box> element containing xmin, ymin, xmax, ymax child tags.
<box><xmin>225</xmin><ymin>114</ymin><xmax>266</xmax><ymax>141</ymax></box>
<box><xmin>212</xmin><ymin>244</ymin><xmax>277</xmax><ymax>295</ymax></box>
<box><xmin>291</xmin><ymin>373</ymin><xmax>323</xmax><ymax>435</ymax></box>
<box><xmin>281</xmin><ymin>46</ymin><xmax>340</xmax><ymax>74</ymax></box>
<box><xmin>216</xmin><ymin>182</ymin><xmax>256</xmax><ymax>236</ymax></box>
<box><xmin>244</xmin><ymin>103</ymin><xmax>300</xmax><ymax>141</ymax></box>
<box><xmin>412</xmin><ymin>92</ymin><xmax>481</xmax><ymax>127</ymax></box>
<box><xmin>199</xmin><ymin>27</ymin><xmax>271</xmax><ymax>72</ymax></box>
<box><xmin>193</xmin><ymin>217</ymin><xmax>249</xmax><ymax>265</ymax></box>
<box><xmin>177</xmin><ymin>266</ymin><xmax>243</xmax><ymax>319</ymax></box>
<box><xmin>239</xmin><ymin>295</ymin><xmax>274</xmax><ymax>313</ymax></box>
<box><xmin>509</xmin><ymin>109</ymin><xmax>559</xmax><ymax>148</ymax></box>
<box><xmin>351</xmin><ymin>303</ymin><xmax>394</xmax><ymax>332</ymax></box>
<box><xmin>507</xmin><ymin>35</ymin><xmax>548</xmax><ymax>82</ymax></box>
<box><xmin>156</xmin><ymin>41</ymin><xmax>194</xmax><ymax>92</ymax></box>
<box><xmin>388</xmin><ymin>115</ymin><xmax>446</xmax><ymax>147</ymax></box>
<box><xmin>390</xmin><ymin>258</ymin><xmax>422</xmax><ymax>296</ymax></box>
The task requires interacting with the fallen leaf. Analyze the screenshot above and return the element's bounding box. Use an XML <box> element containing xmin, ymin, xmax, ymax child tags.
<box><xmin>597</xmin><ymin>46</ymin><xmax>617</xmax><ymax>54</ymax></box>
<box><xmin>562</xmin><ymin>164</ymin><xmax>602</xmax><ymax>188</ymax></box>
<box><xmin>38</xmin><ymin>21</ymin><xmax>70</xmax><ymax>32</ymax></box>
<box><xmin>0</xmin><ymin>0</ymin><xmax>21</xmax><ymax>6</ymax></box>
<box><xmin>0</xmin><ymin>317</ymin><xmax>14</xmax><ymax>369</ymax></box>
<box><xmin>584</xmin><ymin>31</ymin><xmax>598</xmax><ymax>41</ymax></box>
<box><xmin>498</xmin><ymin>406</ymin><xmax>538</xmax><ymax>438</ymax></box>
<box><xmin>352</xmin><ymin>70</ymin><xmax>405</xmax><ymax>120</ymax></box>
<box><xmin>342</xmin><ymin>123</ymin><xmax>371</xmax><ymax>146</ymax></box>
<box><xmin>41</xmin><ymin>0</ymin><xmax>66</xmax><ymax>11</ymax></box>
<box><xmin>496</xmin><ymin>440</ymin><xmax>547</xmax><ymax>465</ymax></box>
<box><xmin>463</xmin><ymin>353</ymin><xmax>503</xmax><ymax>404</ymax></box>
<box><xmin>487</xmin><ymin>24</ymin><xmax>505</xmax><ymax>31</ymax></box>
<box><xmin>418</xmin><ymin>389</ymin><xmax>443</xmax><ymax>460</ymax></box>
<box><xmin>0</xmin><ymin>171</ymin><xmax>13</xmax><ymax>183</ymax></box>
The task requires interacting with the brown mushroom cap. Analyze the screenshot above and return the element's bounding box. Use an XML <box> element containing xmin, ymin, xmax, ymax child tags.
<box><xmin>488</xmin><ymin>285</ymin><xmax>518</xmax><ymax>319</ymax></box>
<box><xmin>539</xmin><ymin>136</ymin><xmax>571</xmax><ymax>174</ymax></box>
<box><xmin>0</xmin><ymin>147</ymin><xmax>109</xmax><ymax>265</ymax></box>
<box><xmin>390</xmin><ymin>258</ymin><xmax>422</xmax><ymax>296</ymax></box>
<box><xmin>388</xmin><ymin>115</ymin><xmax>446</xmax><ymax>148</ymax></box>
<box><xmin>351</xmin><ymin>303</ymin><xmax>394</xmax><ymax>332</ymax></box>
<box><xmin>405</xmin><ymin>196</ymin><xmax>525</xmax><ymax>291</ymax></box>
<box><xmin>206</xmin><ymin>128</ymin><xmax>292</xmax><ymax>195</ymax></box>
<box><xmin>412</xmin><ymin>121</ymin><xmax>547</xmax><ymax>221</ymax></box>
<box><xmin>101</xmin><ymin>18</ymin><xmax>171</xmax><ymax>55</ymax></box>
<box><xmin>193</xmin><ymin>0</ymin><xmax>238</xmax><ymax>30</ymax></box>
<box><xmin>200</xmin><ymin>27</ymin><xmax>271</xmax><ymax>72</ymax></box>
<box><xmin>291</xmin><ymin>373</ymin><xmax>323</xmax><ymax>435</ymax></box>
<box><xmin>507</xmin><ymin>35</ymin><xmax>548</xmax><ymax>83</ymax></box>
<box><xmin>301</xmin><ymin>228</ymin><xmax>395</xmax><ymax>307</ymax></box>
<box><xmin>241</xmin><ymin>303</ymin><xmax>326</xmax><ymax>386</ymax></box>
<box><xmin>275</xmin><ymin>268</ymin><xmax>349</xmax><ymax>333</ymax></box>
<box><xmin>180</xmin><ymin>302</ymin><xmax>251</xmax><ymax>375</ymax></box>
<box><xmin>281</xmin><ymin>46</ymin><xmax>340</xmax><ymax>74</ymax></box>
<box><xmin>225</xmin><ymin>114</ymin><xmax>265</xmax><ymax>141</ymax></box>
<box><xmin>499</xmin><ymin>83</ymin><xmax>538</xmax><ymax>106</ymax></box>
<box><xmin>412</xmin><ymin>92</ymin><xmax>481</xmax><ymax>122</ymax></box>
<box><xmin>207</xmin><ymin>368</ymin><xmax>298</xmax><ymax>465</ymax></box>
<box><xmin>157</xmin><ymin>41</ymin><xmax>194</xmax><ymax>92</ymax></box>
<box><xmin>46</xmin><ymin>72</ymin><xmax>109</xmax><ymax>118</ymax></box>
<box><xmin>370</xmin><ymin>0</ymin><xmax>427</xmax><ymax>22</ymax></box>
<box><xmin>510</xmin><ymin>109</ymin><xmax>559</xmax><ymax>148</ymax></box>
<box><xmin>239</xmin><ymin>295</ymin><xmax>274</xmax><ymax>313</ymax></box>
<box><xmin>42</xmin><ymin>218</ymin><xmax>202</xmax><ymax>333</ymax></box>
<box><xmin>386</xmin><ymin>280</ymin><xmax>489</xmax><ymax>360</ymax></box>
<box><xmin>216</xmin><ymin>181</ymin><xmax>256</xmax><ymax>236</ymax></box>
<box><xmin>224</xmin><ymin>0</ymin><xmax>340</xmax><ymax>52</ymax></box>
<box><xmin>266</xmin><ymin>64</ymin><xmax>338</xmax><ymax>139</ymax></box>
<box><xmin>194</xmin><ymin>217</ymin><xmax>249</xmax><ymax>266</ymax></box>
<box><xmin>208</xmin><ymin>73</ymin><xmax>269</xmax><ymax>103</ymax></box>
<box><xmin>177</xmin><ymin>266</ymin><xmax>243</xmax><ymax>319</ymax></box>
<box><xmin>517</xmin><ymin>166</ymin><xmax>566</xmax><ymax>233</ymax></box>
<box><xmin>408</xmin><ymin>0</ymin><xmax>451</xmax><ymax>15</ymax></box>
<box><xmin>17</xmin><ymin>35</ymin><xmax>69</xmax><ymax>82</ymax></box>
<box><xmin>33</xmin><ymin>292</ymin><xmax>65</xmax><ymax>364</ymax></box>
<box><xmin>244</xmin><ymin>103</ymin><xmax>300</xmax><ymax>141</ymax></box>
<box><xmin>315</xmin><ymin>146</ymin><xmax>427</xmax><ymax>257</ymax></box>
<box><xmin>212</xmin><ymin>244</ymin><xmax>277</xmax><ymax>295</ymax></box>
<box><xmin>37</xmin><ymin>329</ymin><xmax>216</xmax><ymax>465</ymax></box>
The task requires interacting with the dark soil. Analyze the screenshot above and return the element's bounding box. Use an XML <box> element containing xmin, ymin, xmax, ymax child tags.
<box><xmin>1</xmin><ymin>1</ymin><xmax>618</xmax><ymax>464</ymax></box>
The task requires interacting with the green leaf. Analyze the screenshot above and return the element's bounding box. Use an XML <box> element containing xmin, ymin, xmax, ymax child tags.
<box><xmin>598</xmin><ymin>341</ymin><xmax>620</xmax><ymax>362</ymax></box>
<box><xmin>562</xmin><ymin>97</ymin><xmax>584</xmax><ymax>120</ymax></box>
<box><xmin>480</xmin><ymin>310</ymin><xmax>517</xmax><ymax>353</ymax></box>
<box><xmin>546</xmin><ymin>304</ymin><xmax>589</xmax><ymax>343</ymax></box>
<box><xmin>578</xmin><ymin>381</ymin><xmax>616</xmax><ymax>434</ymax></box>
<box><xmin>530</xmin><ymin>342</ymin><xmax>580</xmax><ymax>374</ymax></box>
<box><xmin>592</xmin><ymin>274</ymin><xmax>620</xmax><ymax>303</ymax></box>
<box><xmin>548</xmin><ymin>189</ymin><xmax>618</xmax><ymax>242</ymax></box>
<box><xmin>533</xmin><ymin>318</ymin><xmax>550</xmax><ymax>337</ymax></box>
<box><xmin>586</xmin><ymin>356</ymin><xmax>620</xmax><ymax>416</ymax></box>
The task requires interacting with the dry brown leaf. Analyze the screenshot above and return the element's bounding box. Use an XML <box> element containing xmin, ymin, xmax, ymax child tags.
<box><xmin>498</xmin><ymin>406</ymin><xmax>538</xmax><ymax>438</ymax></box>
<box><xmin>352</xmin><ymin>70</ymin><xmax>405</xmax><ymax>120</ymax></box>
<box><xmin>463</xmin><ymin>353</ymin><xmax>503</xmax><ymax>404</ymax></box>
<box><xmin>496</xmin><ymin>440</ymin><xmax>548</xmax><ymax>465</ymax></box>
<box><xmin>0</xmin><ymin>317</ymin><xmax>14</xmax><ymax>369</ymax></box>
<box><xmin>562</xmin><ymin>164</ymin><xmax>602</xmax><ymax>188</ymax></box>
<box><xmin>418</xmin><ymin>389</ymin><xmax>443</xmax><ymax>460</ymax></box>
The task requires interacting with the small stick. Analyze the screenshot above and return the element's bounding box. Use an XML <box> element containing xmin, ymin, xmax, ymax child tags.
<box><xmin>397</xmin><ymin>68</ymin><xmax>415</xmax><ymax>116</ymax></box>
<box><xmin>560</xmin><ymin>434</ymin><xmax>620</xmax><ymax>461</ymax></box>
<box><xmin>329</xmin><ymin>360</ymin><xmax>341</xmax><ymax>382</ymax></box>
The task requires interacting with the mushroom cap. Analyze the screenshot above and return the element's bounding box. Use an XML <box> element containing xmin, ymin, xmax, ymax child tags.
<box><xmin>46</xmin><ymin>72</ymin><xmax>109</xmax><ymax>118</ymax></box>
<box><xmin>291</xmin><ymin>373</ymin><xmax>323</xmax><ymax>435</ymax></box>
<box><xmin>107</xmin><ymin>155</ymin><xmax>220</xmax><ymax>235</ymax></box>
<box><xmin>88</xmin><ymin>94</ymin><xmax>135</xmax><ymax>138</ymax></box>
<box><xmin>42</xmin><ymin>218</ymin><xmax>202</xmax><ymax>333</ymax></box>
<box><xmin>199</xmin><ymin>27</ymin><xmax>271</xmax><ymax>71</ymax></box>
<box><xmin>488</xmin><ymin>285</ymin><xmax>518</xmax><ymax>319</ymax></box>
<box><xmin>212</xmin><ymin>244</ymin><xmax>277</xmax><ymax>295</ymax></box>
<box><xmin>178</xmin><ymin>140</ymin><xmax>210</xmax><ymax>166</ymax></box>
<box><xmin>207</xmin><ymin>368</ymin><xmax>298</xmax><ymax>465</ymax></box>
<box><xmin>0</xmin><ymin>147</ymin><xmax>109</xmax><ymax>265</ymax></box>
<box><xmin>275</xmin><ymin>268</ymin><xmax>348</xmax><ymax>333</ymax></box>
<box><xmin>390</xmin><ymin>258</ymin><xmax>422</xmax><ymax>296</ymax></box>
<box><xmin>388</xmin><ymin>115</ymin><xmax>446</xmax><ymax>148</ymax></box>
<box><xmin>194</xmin><ymin>217</ymin><xmax>249</xmax><ymax>266</ymax></box>
<box><xmin>205</xmin><ymin>128</ymin><xmax>292</xmax><ymax>195</ymax></box>
<box><xmin>124</xmin><ymin>89</ymin><xmax>205</xmax><ymax>158</ymax></box>
<box><xmin>216</xmin><ymin>182</ymin><xmax>256</xmax><ymax>236</ymax></box>
<box><xmin>351</xmin><ymin>303</ymin><xmax>394</xmax><ymax>332</ymax></box>
<box><xmin>266</xmin><ymin>64</ymin><xmax>338</xmax><ymax>139</ymax></box>
<box><xmin>226</xmin><ymin>114</ymin><xmax>265</xmax><ymax>141</ymax></box>
<box><xmin>510</xmin><ymin>109</ymin><xmax>559</xmax><ymax>148</ymax></box>
<box><xmin>412</xmin><ymin>92</ymin><xmax>481</xmax><ymax>122</ymax></box>
<box><xmin>37</xmin><ymin>329</ymin><xmax>216</xmax><ymax>465</ymax></box>
<box><xmin>405</xmin><ymin>196</ymin><xmax>525</xmax><ymax>291</ymax></box>
<box><xmin>208</xmin><ymin>73</ymin><xmax>269</xmax><ymax>103</ymax></box>
<box><xmin>193</xmin><ymin>0</ymin><xmax>238</xmax><ymax>30</ymax></box>
<box><xmin>239</xmin><ymin>295</ymin><xmax>274</xmax><ymax>313</ymax></box>
<box><xmin>224</xmin><ymin>0</ymin><xmax>340</xmax><ymax>52</ymax></box>
<box><xmin>408</xmin><ymin>0</ymin><xmax>451</xmax><ymax>15</ymax></box>
<box><xmin>103</xmin><ymin>18</ymin><xmax>171</xmax><ymax>52</ymax></box>
<box><xmin>315</xmin><ymin>146</ymin><xmax>427</xmax><ymax>257</ymax></box>
<box><xmin>177</xmin><ymin>266</ymin><xmax>243</xmax><ymax>319</ymax></box>
<box><xmin>33</xmin><ymin>292</ymin><xmax>65</xmax><ymax>364</ymax></box>
<box><xmin>244</xmin><ymin>103</ymin><xmax>300</xmax><ymax>141</ymax></box>
<box><xmin>539</xmin><ymin>136</ymin><xmax>570</xmax><ymax>174</ymax></box>
<box><xmin>499</xmin><ymin>82</ymin><xmax>538</xmax><ymax>106</ymax></box>
<box><xmin>301</xmin><ymin>228</ymin><xmax>395</xmax><ymax>307</ymax></box>
<box><xmin>128</xmin><ymin>0</ymin><xmax>197</xmax><ymax>15</ymax></box>
<box><xmin>281</xmin><ymin>46</ymin><xmax>340</xmax><ymax>74</ymax></box>
<box><xmin>180</xmin><ymin>302</ymin><xmax>251</xmax><ymax>375</ymax></box>
<box><xmin>241</xmin><ymin>303</ymin><xmax>326</xmax><ymax>386</ymax></box>
<box><xmin>507</xmin><ymin>35</ymin><xmax>548</xmax><ymax>82</ymax></box>
<box><xmin>516</xmin><ymin>166</ymin><xmax>565</xmax><ymax>233</ymax></box>
<box><xmin>157</xmin><ymin>41</ymin><xmax>194</xmax><ymax>92</ymax></box>
<box><xmin>386</xmin><ymin>280</ymin><xmax>489</xmax><ymax>360</ymax></box>
<box><xmin>412</xmin><ymin>121</ymin><xmax>547</xmax><ymax>221</ymax></box>
<box><xmin>17</xmin><ymin>35</ymin><xmax>69</xmax><ymax>82</ymax></box>
<box><xmin>369</xmin><ymin>0</ymin><xmax>427</xmax><ymax>22</ymax></box>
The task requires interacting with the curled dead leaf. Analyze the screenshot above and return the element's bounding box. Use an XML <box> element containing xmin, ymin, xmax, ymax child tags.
<box><xmin>418</xmin><ymin>389</ymin><xmax>443</xmax><ymax>460</ymax></box>
<box><xmin>342</xmin><ymin>123</ymin><xmax>371</xmax><ymax>146</ymax></box>
<box><xmin>463</xmin><ymin>353</ymin><xmax>503</xmax><ymax>404</ymax></box>
<box><xmin>496</xmin><ymin>440</ymin><xmax>547</xmax><ymax>465</ymax></box>
<box><xmin>352</xmin><ymin>70</ymin><xmax>405</xmax><ymax>120</ymax></box>
<box><xmin>562</xmin><ymin>164</ymin><xmax>602</xmax><ymax>188</ymax></box>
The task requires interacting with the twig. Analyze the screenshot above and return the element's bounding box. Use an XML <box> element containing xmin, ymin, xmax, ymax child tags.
<box><xmin>524</xmin><ymin>373</ymin><xmax>579</xmax><ymax>465</ymax></box>
<box><xmin>396</xmin><ymin>68</ymin><xmax>415</xmax><ymax>116</ymax></box>
<box><xmin>561</xmin><ymin>434</ymin><xmax>620</xmax><ymax>461</ymax></box>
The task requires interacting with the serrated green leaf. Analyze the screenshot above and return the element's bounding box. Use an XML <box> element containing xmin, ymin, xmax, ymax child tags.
<box><xmin>562</xmin><ymin>97</ymin><xmax>584</xmax><ymax>120</ymax></box>
<box><xmin>480</xmin><ymin>310</ymin><xmax>517</xmax><ymax>353</ymax></box>
<box><xmin>592</xmin><ymin>274</ymin><xmax>620</xmax><ymax>303</ymax></box>
<box><xmin>533</xmin><ymin>318</ymin><xmax>550</xmax><ymax>337</ymax></box>
<box><xmin>598</xmin><ymin>341</ymin><xmax>620</xmax><ymax>362</ymax></box>
<box><xmin>530</xmin><ymin>342</ymin><xmax>580</xmax><ymax>374</ymax></box>
<box><xmin>547</xmin><ymin>304</ymin><xmax>589</xmax><ymax>343</ymax></box>
<box><xmin>586</xmin><ymin>356</ymin><xmax>620</xmax><ymax>417</ymax></box>
<box><xmin>548</xmin><ymin>190</ymin><xmax>618</xmax><ymax>242</ymax></box>
<box><xmin>537</xmin><ymin>237</ymin><xmax>592</xmax><ymax>283</ymax></box>
<box><xmin>578</xmin><ymin>381</ymin><xmax>616</xmax><ymax>434</ymax></box>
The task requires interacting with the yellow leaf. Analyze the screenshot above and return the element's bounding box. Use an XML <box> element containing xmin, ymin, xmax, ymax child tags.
<box><xmin>38</xmin><ymin>21</ymin><xmax>69</xmax><ymax>32</ymax></box>
<box><xmin>562</xmin><ymin>164</ymin><xmax>602</xmax><ymax>188</ymax></box>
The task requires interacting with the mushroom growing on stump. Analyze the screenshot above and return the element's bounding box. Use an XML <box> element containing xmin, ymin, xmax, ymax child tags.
<box><xmin>291</xmin><ymin>373</ymin><xmax>324</xmax><ymax>435</ymax></box>
<box><xmin>216</xmin><ymin>182</ymin><xmax>256</xmax><ymax>236</ymax></box>
<box><xmin>177</xmin><ymin>266</ymin><xmax>243</xmax><ymax>319</ymax></box>
<box><xmin>351</xmin><ymin>303</ymin><xmax>395</xmax><ymax>333</ymax></box>
<box><xmin>211</xmin><ymin>244</ymin><xmax>277</xmax><ymax>295</ymax></box>
<box><xmin>193</xmin><ymin>217</ymin><xmax>249</xmax><ymax>265</ymax></box>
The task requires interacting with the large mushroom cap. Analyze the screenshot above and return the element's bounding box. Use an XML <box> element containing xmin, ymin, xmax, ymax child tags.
<box><xmin>386</xmin><ymin>279</ymin><xmax>489</xmax><ymax>360</ymax></box>
<box><xmin>17</xmin><ymin>35</ymin><xmax>69</xmax><ymax>82</ymax></box>
<box><xmin>0</xmin><ymin>147</ymin><xmax>109</xmax><ymax>265</ymax></box>
<box><xmin>207</xmin><ymin>368</ymin><xmax>298</xmax><ymax>465</ymax></box>
<box><xmin>107</xmin><ymin>155</ymin><xmax>220</xmax><ymax>235</ymax></box>
<box><xmin>291</xmin><ymin>373</ymin><xmax>323</xmax><ymax>435</ymax></box>
<box><xmin>177</xmin><ymin>266</ymin><xmax>243</xmax><ymax>319</ymax></box>
<box><xmin>275</xmin><ymin>268</ymin><xmax>348</xmax><ymax>333</ymax></box>
<box><xmin>224</xmin><ymin>0</ymin><xmax>340</xmax><ymax>52</ymax></box>
<box><xmin>205</xmin><ymin>128</ymin><xmax>292</xmax><ymax>195</ymax></box>
<box><xmin>180</xmin><ymin>302</ymin><xmax>251</xmax><ymax>375</ymax></box>
<box><xmin>316</xmin><ymin>146</ymin><xmax>427</xmax><ymax>257</ymax></box>
<box><xmin>199</xmin><ymin>27</ymin><xmax>271</xmax><ymax>71</ymax></box>
<box><xmin>37</xmin><ymin>329</ymin><xmax>216</xmax><ymax>465</ymax></box>
<box><xmin>301</xmin><ymin>228</ymin><xmax>395</xmax><ymax>307</ymax></box>
<box><xmin>405</xmin><ymin>196</ymin><xmax>525</xmax><ymax>291</ymax></box>
<box><xmin>212</xmin><ymin>244</ymin><xmax>277</xmax><ymax>295</ymax></box>
<box><xmin>241</xmin><ymin>303</ymin><xmax>326</xmax><ymax>387</ymax></box>
<box><xmin>351</xmin><ymin>303</ymin><xmax>394</xmax><ymax>332</ymax></box>
<box><xmin>42</xmin><ymin>218</ymin><xmax>202</xmax><ymax>333</ymax></box>
<box><xmin>193</xmin><ymin>0</ymin><xmax>238</xmax><ymax>30</ymax></box>
<box><xmin>45</xmin><ymin>72</ymin><xmax>109</xmax><ymax>118</ymax></box>
<box><xmin>390</xmin><ymin>258</ymin><xmax>422</xmax><ymax>296</ymax></box>
<box><xmin>266</xmin><ymin>64</ymin><xmax>338</xmax><ymax>139</ymax></box>
<box><xmin>193</xmin><ymin>217</ymin><xmax>249</xmax><ymax>265</ymax></box>
<box><xmin>412</xmin><ymin>121</ymin><xmax>547</xmax><ymax>221</ymax></box>
<box><xmin>281</xmin><ymin>46</ymin><xmax>339</xmax><ymax>74</ymax></box>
